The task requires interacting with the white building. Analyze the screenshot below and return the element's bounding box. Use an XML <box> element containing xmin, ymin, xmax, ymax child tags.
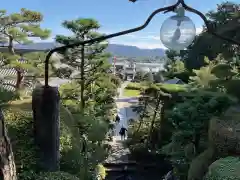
<box><xmin>112</xmin><ymin>58</ymin><xmax>164</xmax><ymax>80</ymax></box>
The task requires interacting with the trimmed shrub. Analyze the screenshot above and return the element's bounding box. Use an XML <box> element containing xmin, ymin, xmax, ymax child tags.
<box><xmin>125</xmin><ymin>83</ymin><xmax>142</xmax><ymax>90</ymax></box>
<box><xmin>204</xmin><ymin>157</ymin><xmax>240</xmax><ymax>180</ymax></box>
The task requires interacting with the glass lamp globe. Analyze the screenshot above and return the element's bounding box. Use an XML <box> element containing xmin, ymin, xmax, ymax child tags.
<box><xmin>160</xmin><ymin>15</ymin><xmax>196</xmax><ymax>51</ymax></box>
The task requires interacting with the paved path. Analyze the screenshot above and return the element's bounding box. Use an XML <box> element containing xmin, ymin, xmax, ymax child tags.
<box><xmin>105</xmin><ymin>82</ymin><xmax>137</xmax><ymax>163</ymax></box>
<box><xmin>105</xmin><ymin>101</ymin><xmax>131</xmax><ymax>163</ymax></box>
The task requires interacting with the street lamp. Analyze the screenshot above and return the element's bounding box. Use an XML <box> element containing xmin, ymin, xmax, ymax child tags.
<box><xmin>33</xmin><ymin>0</ymin><xmax>240</xmax><ymax>171</ymax></box>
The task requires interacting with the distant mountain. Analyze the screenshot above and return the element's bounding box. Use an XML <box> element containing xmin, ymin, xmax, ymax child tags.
<box><xmin>106</xmin><ymin>44</ymin><xmax>165</xmax><ymax>57</ymax></box>
<box><xmin>0</xmin><ymin>42</ymin><xmax>165</xmax><ymax>57</ymax></box>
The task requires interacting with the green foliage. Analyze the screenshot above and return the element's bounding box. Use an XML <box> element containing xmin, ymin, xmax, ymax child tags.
<box><xmin>55</xmin><ymin>18</ymin><xmax>113</xmax><ymax>113</ymax></box>
<box><xmin>134</xmin><ymin>71</ymin><xmax>146</xmax><ymax>82</ymax></box>
<box><xmin>189</xmin><ymin>60</ymin><xmax>217</xmax><ymax>88</ymax></box>
<box><xmin>163</xmin><ymin>91</ymin><xmax>236</xmax><ymax>178</ymax></box>
<box><xmin>214</xmin><ymin>79</ymin><xmax>240</xmax><ymax>101</ymax></box>
<box><xmin>168</xmin><ymin>91</ymin><xmax>235</xmax><ymax>141</ymax></box>
<box><xmin>95</xmin><ymin>164</ymin><xmax>107</xmax><ymax>180</ymax></box>
<box><xmin>157</xmin><ymin>83</ymin><xmax>187</xmax><ymax>93</ymax></box>
<box><xmin>59</xmin><ymin>104</ymin><xmax>110</xmax><ymax>178</ymax></box>
<box><xmin>211</xmin><ymin>63</ymin><xmax>236</xmax><ymax>80</ymax></box>
<box><xmin>165</xmin><ymin>49</ymin><xmax>180</xmax><ymax>61</ymax></box>
<box><xmin>35</xmin><ymin>172</ymin><xmax>79</xmax><ymax>180</ymax></box>
<box><xmin>143</xmin><ymin>72</ymin><xmax>154</xmax><ymax>83</ymax></box>
<box><xmin>183</xmin><ymin>2</ymin><xmax>240</xmax><ymax>70</ymax></box>
<box><xmin>0</xmin><ymin>88</ymin><xmax>19</xmax><ymax>104</ymax></box>
<box><xmin>0</xmin><ymin>8</ymin><xmax>50</xmax><ymax>44</ymax></box>
<box><xmin>0</xmin><ymin>8</ymin><xmax>51</xmax><ymax>90</ymax></box>
<box><xmin>153</xmin><ymin>71</ymin><xmax>165</xmax><ymax>83</ymax></box>
<box><xmin>204</xmin><ymin>157</ymin><xmax>240</xmax><ymax>180</ymax></box>
<box><xmin>4</xmin><ymin>101</ymin><xmax>38</xmax><ymax>179</ymax></box>
<box><xmin>54</xmin><ymin>18</ymin><xmax>117</xmax><ymax>179</ymax></box>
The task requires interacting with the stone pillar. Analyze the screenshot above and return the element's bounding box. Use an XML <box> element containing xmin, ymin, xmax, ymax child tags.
<box><xmin>32</xmin><ymin>86</ymin><xmax>60</xmax><ymax>171</ymax></box>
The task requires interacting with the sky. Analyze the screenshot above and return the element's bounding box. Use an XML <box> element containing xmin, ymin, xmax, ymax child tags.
<box><xmin>2</xmin><ymin>0</ymin><xmax>240</xmax><ymax>49</ymax></box>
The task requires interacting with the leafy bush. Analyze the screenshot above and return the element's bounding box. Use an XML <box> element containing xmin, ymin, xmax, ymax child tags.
<box><xmin>204</xmin><ymin>157</ymin><xmax>240</xmax><ymax>180</ymax></box>
<box><xmin>211</xmin><ymin>79</ymin><xmax>240</xmax><ymax>101</ymax></box>
<box><xmin>164</xmin><ymin>91</ymin><xmax>236</xmax><ymax>179</ymax></box>
<box><xmin>0</xmin><ymin>87</ymin><xmax>19</xmax><ymax>104</ymax></box>
<box><xmin>168</xmin><ymin>91</ymin><xmax>236</xmax><ymax>146</ymax></box>
<box><xmin>4</xmin><ymin>105</ymin><xmax>38</xmax><ymax>179</ymax></box>
<box><xmin>35</xmin><ymin>171</ymin><xmax>78</xmax><ymax>180</ymax></box>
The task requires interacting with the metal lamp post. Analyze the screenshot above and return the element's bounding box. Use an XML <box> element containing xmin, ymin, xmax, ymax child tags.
<box><xmin>32</xmin><ymin>0</ymin><xmax>240</xmax><ymax>171</ymax></box>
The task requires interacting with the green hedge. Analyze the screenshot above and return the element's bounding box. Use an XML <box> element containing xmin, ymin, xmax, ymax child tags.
<box><xmin>125</xmin><ymin>82</ymin><xmax>187</xmax><ymax>93</ymax></box>
<box><xmin>125</xmin><ymin>82</ymin><xmax>143</xmax><ymax>90</ymax></box>
<box><xmin>156</xmin><ymin>83</ymin><xmax>187</xmax><ymax>93</ymax></box>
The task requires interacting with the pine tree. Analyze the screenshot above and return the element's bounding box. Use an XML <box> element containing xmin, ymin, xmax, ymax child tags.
<box><xmin>55</xmin><ymin>18</ymin><xmax>112</xmax><ymax>113</ymax></box>
<box><xmin>0</xmin><ymin>9</ymin><xmax>50</xmax><ymax>179</ymax></box>
<box><xmin>0</xmin><ymin>9</ymin><xmax>51</xmax><ymax>90</ymax></box>
<box><xmin>55</xmin><ymin>19</ymin><xmax>119</xmax><ymax>179</ymax></box>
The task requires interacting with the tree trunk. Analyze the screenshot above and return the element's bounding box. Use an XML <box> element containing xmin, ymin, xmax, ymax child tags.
<box><xmin>15</xmin><ymin>70</ymin><xmax>24</xmax><ymax>90</ymax></box>
<box><xmin>0</xmin><ymin>108</ymin><xmax>17</xmax><ymax>180</ymax></box>
<box><xmin>193</xmin><ymin>132</ymin><xmax>201</xmax><ymax>153</ymax></box>
<box><xmin>80</xmin><ymin>45</ymin><xmax>85</xmax><ymax>112</ymax></box>
<box><xmin>8</xmin><ymin>37</ymin><xmax>24</xmax><ymax>91</ymax></box>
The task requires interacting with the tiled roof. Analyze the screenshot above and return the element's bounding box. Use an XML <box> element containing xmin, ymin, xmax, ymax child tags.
<box><xmin>0</xmin><ymin>58</ymin><xmax>31</xmax><ymax>91</ymax></box>
<box><xmin>0</xmin><ymin>67</ymin><xmax>33</xmax><ymax>92</ymax></box>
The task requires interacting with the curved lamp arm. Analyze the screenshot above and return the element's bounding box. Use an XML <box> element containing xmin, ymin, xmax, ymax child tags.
<box><xmin>44</xmin><ymin>0</ymin><xmax>240</xmax><ymax>87</ymax></box>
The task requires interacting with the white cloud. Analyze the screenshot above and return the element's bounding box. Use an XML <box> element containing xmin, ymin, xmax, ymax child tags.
<box><xmin>196</xmin><ymin>27</ymin><xmax>203</xmax><ymax>35</ymax></box>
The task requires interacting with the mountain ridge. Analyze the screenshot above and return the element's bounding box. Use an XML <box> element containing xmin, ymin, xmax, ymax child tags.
<box><xmin>106</xmin><ymin>44</ymin><xmax>165</xmax><ymax>57</ymax></box>
<box><xmin>0</xmin><ymin>42</ymin><xmax>166</xmax><ymax>57</ymax></box>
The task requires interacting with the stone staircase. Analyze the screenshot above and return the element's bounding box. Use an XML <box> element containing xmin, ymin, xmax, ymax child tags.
<box><xmin>103</xmin><ymin>162</ymin><xmax>137</xmax><ymax>180</ymax></box>
<box><xmin>103</xmin><ymin>135</ymin><xmax>139</xmax><ymax>180</ymax></box>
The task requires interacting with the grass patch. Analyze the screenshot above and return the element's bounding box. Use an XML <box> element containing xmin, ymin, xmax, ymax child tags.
<box><xmin>157</xmin><ymin>83</ymin><xmax>188</xmax><ymax>92</ymax></box>
<box><xmin>123</xmin><ymin>89</ymin><xmax>141</xmax><ymax>97</ymax></box>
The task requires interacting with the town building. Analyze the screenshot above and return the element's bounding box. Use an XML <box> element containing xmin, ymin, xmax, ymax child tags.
<box><xmin>112</xmin><ymin>58</ymin><xmax>164</xmax><ymax>80</ymax></box>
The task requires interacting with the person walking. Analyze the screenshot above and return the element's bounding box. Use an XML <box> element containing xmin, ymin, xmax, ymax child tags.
<box><xmin>115</xmin><ymin>114</ymin><xmax>120</xmax><ymax>123</ymax></box>
<box><xmin>119</xmin><ymin>126</ymin><xmax>127</xmax><ymax>140</ymax></box>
